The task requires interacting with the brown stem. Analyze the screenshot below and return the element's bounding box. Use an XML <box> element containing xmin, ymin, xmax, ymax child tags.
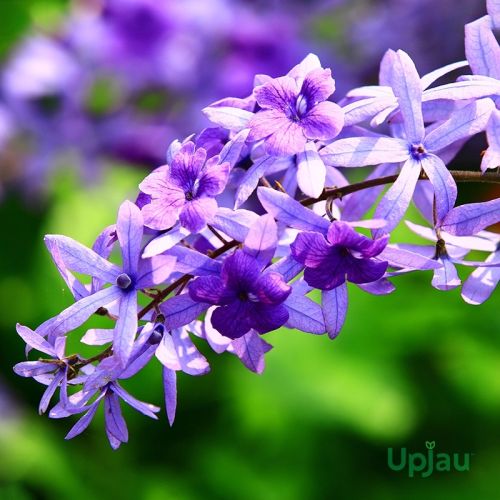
<box><xmin>301</xmin><ymin>170</ymin><xmax>500</xmax><ymax>206</ymax></box>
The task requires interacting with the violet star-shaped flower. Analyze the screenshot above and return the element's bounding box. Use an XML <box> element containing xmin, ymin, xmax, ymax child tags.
<box><xmin>291</xmin><ymin>221</ymin><xmax>388</xmax><ymax>290</ymax></box>
<box><xmin>139</xmin><ymin>141</ymin><xmax>230</xmax><ymax>233</ymax></box>
<box><xmin>247</xmin><ymin>62</ymin><xmax>344</xmax><ymax>157</ymax></box>
<box><xmin>291</xmin><ymin>221</ymin><xmax>389</xmax><ymax>339</ymax></box>
<box><xmin>321</xmin><ymin>50</ymin><xmax>495</xmax><ymax>233</ymax></box>
<box><xmin>189</xmin><ymin>250</ymin><xmax>291</xmax><ymax>339</ymax></box>
<box><xmin>40</xmin><ymin>200</ymin><xmax>176</xmax><ymax>367</ymax></box>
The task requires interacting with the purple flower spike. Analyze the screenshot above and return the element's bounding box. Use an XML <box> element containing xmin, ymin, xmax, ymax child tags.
<box><xmin>291</xmin><ymin>221</ymin><xmax>389</xmax><ymax>290</ymax></box>
<box><xmin>140</xmin><ymin>142</ymin><xmax>230</xmax><ymax>233</ymax></box>
<box><xmin>248</xmin><ymin>65</ymin><xmax>344</xmax><ymax>157</ymax></box>
<box><xmin>189</xmin><ymin>251</ymin><xmax>291</xmax><ymax>339</ymax></box>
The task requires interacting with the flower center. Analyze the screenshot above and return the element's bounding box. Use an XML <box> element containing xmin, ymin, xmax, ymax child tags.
<box><xmin>410</xmin><ymin>143</ymin><xmax>427</xmax><ymax>160</ymax></box>
<box><xmin>116</xmin><ymin>273</ymin><xmax>133</xmax><ymax>290</ymax></box>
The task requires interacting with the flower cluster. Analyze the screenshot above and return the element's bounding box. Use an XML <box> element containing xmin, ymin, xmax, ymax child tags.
<box><xmin>14</xmin><ymin>2</ymin><xmax>500</xmax><ymax>448</ymax></box>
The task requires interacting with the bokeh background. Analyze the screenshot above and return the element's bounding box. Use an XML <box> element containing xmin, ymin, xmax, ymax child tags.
<box><xmin>0</xmin><ymin>1</ymin><xmax>499</xmax><ymax>499</ymax></box>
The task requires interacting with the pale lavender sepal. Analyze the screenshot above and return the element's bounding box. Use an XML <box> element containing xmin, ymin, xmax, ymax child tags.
<box><xmin>342</xmin><ymin>163</ymin><xmax>398</xmax><ymax>221</ymax></box>
<box><xmin>234</xmin><ymin>155</ymin><xmax>275</xmax><ymax>209</ymax></box>
<box><xmin>81</xmin><ymin>328</ymin><xmax>114</xmax><ymax>346</ymax></box>
<box><xmin>377</xmin><ymin>245</ymin><xmax>441</xmax><ymax>270</ymax></box>
<box><xmin>296</xmin><ymin>142</ymin><xmax>326</xmax><ymax>198</ymax></box>
<box><xmin>342</xmin><ymin>97</ymin><xmax>395</xmax><ymax>127</ymax></box>
<box><xmin>39</xmin><ymin>370</ymin><xmax>64</xmax><ymax>414</ymax></box>
<box><xmin>218</xmin><ymin>129</ymin><xmax>250</xmax><ymax>168</ymax></box>
<box><xmin>440</xmin><ymin>198</ymin><xmax>500</xmax><ymax>236</ymax></box>
<box><xmin>412</xmin><ymin>181</ymin><xmax>434</xmax><ymax>223</ymax></box>
<box><xmin>423</xmin><ymin>77</ymin><xmax>500</xmax><ymax>101</ymax></box>
<box><xmin>114</xmin><ymin>290</ymin><xmax>138</xmax><ymax>368</ymax></box>
<box><xmin>420</xmin><ymin>154</ymin><xmax>457</xmax><ymax>223</ymax></box>
<box><xmin>483</xmin><ymin>110</ymin><xmax>500</xmax><ymax>171</ymax></box>
<box><xmin>44</xmin><ymin>235</ymin><xmax>121</xmax><ymax>284</ymax></box>
<box><xmin>14</xmin><ymin>361</ymin><xmax>57</xmax><ymax>378</ymax></box>
<box><xmin>160</xmin><ymin>295</ymin><xmax>209</xmax><ymax>330</ymax></box>
<box><xmin>163</xmin><ymin>367</ymin><xmax>177</xmax><ymax>426</ymax></box>
<box><xmin>136</xmin><ymin>255</ymin><xmax>176</xmax><ymax>289</ymax></box>
<box><xmin>202</xmin><ymin>106</ymin><xmax>253</xmax><ymax>132</ymax></box>
<box><xmin>257</xmin><ymin>187</ymin><xmax>330</xmax><ymax>233</ymax></box>
<box><xmin>391</xmin><ymin>50</ymin><xmax>424</xmax><ymax>143</ymax></box>
<box><xmin>432</xmin><ymin>258</ymin><xmax>461</xmax><ymax>291</ymax></box>
<box><xmin>420</xmin><ymin>61</ymin><xmax>469</xmax><ymax>90</ymax></box>
<box><xmin>462</xmin><ymin>255</ymin><xmax>500</xmax><ymax>305</ymax></box>
<box><xmin>112</xmin><ymin>383</ymin><xmax>160</xmax><ymax>419</ymax></box>
<box><xmin>142</xmin><ymin>225</ymin><xmax>190</xmax><ymax>258</ymax></box>
<box><xmin>322</xmin><ymin>284</ymin><xmax>348</xmax><ymax>339</ymax></box>
<box><xmin>267</xmin><ymin>256</ymin><xmax>304</xmax><ymax>282</ymax></box>
<box><xmin>167</xmin><ymin>246</ymin><xmax>221</xmax><ymax>276</ymax></box>
<box><xmin>228</xmin><ymin>330</ymin><xmax>272</xmax><ymax>374</ymax></box>
<box><xmin>117</xmin><ymin>201</ymin><xmax>143</xmax><ymax>276</ymax></box>
<box><xmin>104</xmin><ymin>391</ymin><xmax>128</xmax><ymax>444</ymax></box>
<box><xmin>44</xmin><ymin>237</ymin><xmax>89</xmax><ymax>301</ymax></box>
<box><xmin>16</xmin><ymin>323</ymin><xmax>56</xmax><ymax>356</ymax></box>
<box><xmin>285</xmin><ymin>283</ymin><xmax>326</xmax><ymax>334</ymax></box>
<box><xmin>39</xmin><ymin>286</ymin><xmax>122</xmax><ymax>340</ymax></box>
<box><xmin>65</xmin><ymin>401</ymin><xmax>100</xmax><ymax>440</ymax></box>
<box><xmin>373</xmin><ymin>158</ymin><xmax>421</xmax><ymax>236</ymax></box>
<box><xmin>425</xmin><ymin>99</ymin><xmax>494</xmax><ymax>153</ymax></box>
<box><xmin>356</xmin><ymin>278</ymin><xmax>395</xmax><ymax>295</ymax></box>
<box><xmin>465</xmin><ymin>15</ymin><xmax>500</xmax><ymax>78</ymax></box>
<box><xmin>320</xmin><ymin>137</ymin><xmax>409</xmax><ymax>167</ymax></box>
<box><xmin>243</xmin><ymin>214</ymin><xmax>277</xmax><ymax>267</ymax></box>
<box><xmin>211</xmin><ymin>207</ymin><xmax>259</xmax><ymax>241</ymax></box>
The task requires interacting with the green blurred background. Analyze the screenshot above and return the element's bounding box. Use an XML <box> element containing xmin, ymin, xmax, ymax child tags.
<box><xmin>0</xmin><ymin>1</ymin><xmax>499</xmax><ymax>499</ymax></box>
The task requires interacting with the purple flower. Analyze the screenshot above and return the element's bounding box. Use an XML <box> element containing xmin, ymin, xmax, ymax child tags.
<box><xmin>247</xmin><ymin>58</ymin><xmax>344</xmax><ymax>156</ymax></box>
<box><xmin>189</xmin><ymin>250</ymin><xmax>291</xmax><ymax>339</ymax></box>
<box><xmin>291</xmin><ymin>221</ymin><xmax>388</xmax><ymax>290</ymax></box>
<box><xmin>40</xmin><ymin>201</ymin><xmax>176</xmax><ymax>367</ymax></box>
<box><xmin>139</xmin><ymin>141</ymin><xmax>230</xmax><ymax>233</ymax></box>
<box><xmin>321</xmin><ymin>50</ymin><xmax>495</xmax><ymax>232</ymax></box>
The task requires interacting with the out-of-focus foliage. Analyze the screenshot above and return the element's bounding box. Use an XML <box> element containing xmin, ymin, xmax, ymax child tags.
<box><xmin>0</xmin><ymin>1</ymin><xmax>499</xmax><ymax>499</ymax></box>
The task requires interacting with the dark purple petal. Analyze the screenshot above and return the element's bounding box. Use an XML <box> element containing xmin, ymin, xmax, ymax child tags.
<box><xmin>222</xmin><ymin>251</ymin><xmax>261</xmax><ymax>291</ymax></box>
<box><xmin>346</xmin><ymin>256</ymin><xmax>388</xmax><ymax>284</ymax></box>
<box><xmin>301</xmin><ymin>68</ymin><xmax>335</xmax><ymax>102</ymax></box>
<box><xmin>189</xmin><ymin>276</ymin><xmax>233</xmax><ymax>305</ymax></box>
<box><xmin>211</xmin><ymin>301</ymin><xmax>253</xmax><ymax>339</ymax></box>
<box><xmin>254</xmin><ymin>75</ymin><xmax>298</xmax><ymax>112</ymax></box>
<box><xmin>301</xmin><ymin>101</ymin><xmax>344</xmax><ymax>141</ymax></box>
<box><xmin>180</xmin><ymin>197</ymin><xmax>217</xmax><ymax>233</ymax></box>
<box><xmin>291</xmin><ymin>232</ymin><xmax>331</xmax><ymax>268</ymax></box>
<box><xmin>197</xmin><ymin>158</ymin><xmax>230</xmax><ymax>197</ymax></box>
<box><xmin>251</xmin><ymin>303</ymin><xmax>289</xmax><ymax>334</ymax></box>
<box><xmin>256</xmin><ymin>272</ymin><xmax>291</xmax><ymax>304</ymax></box>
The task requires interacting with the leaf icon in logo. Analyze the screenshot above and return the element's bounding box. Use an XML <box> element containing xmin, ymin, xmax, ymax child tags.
<box><xmin>426</xmin><ymin>441</ymin><xmax>436</xmax><ymax>450</ymax></box>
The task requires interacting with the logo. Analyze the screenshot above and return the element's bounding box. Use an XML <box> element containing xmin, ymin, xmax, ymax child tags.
<box><xmin>387</xmin><ymin>441</ymin><xmax>472</xmax><ymax>478</ymax></box>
